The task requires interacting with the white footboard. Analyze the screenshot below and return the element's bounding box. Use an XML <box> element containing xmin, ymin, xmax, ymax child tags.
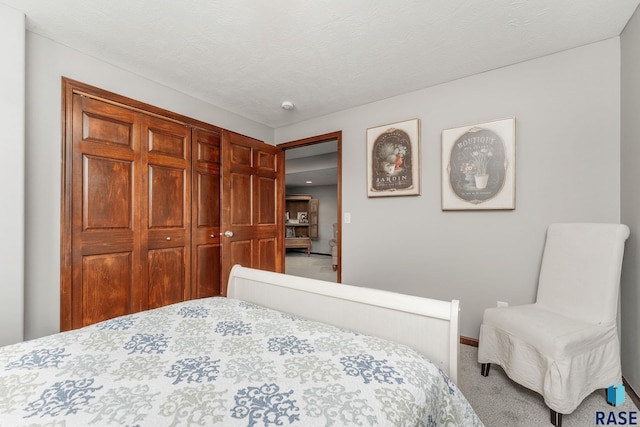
<box><xmin>227</xmin><ymin>265</ymin><xmax>460</xmax><ymax>383</ymax></box>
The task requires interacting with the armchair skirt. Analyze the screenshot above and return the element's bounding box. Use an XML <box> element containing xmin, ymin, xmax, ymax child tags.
<box><xmin>479</xmin><ymin>303</ymin><xmax>621</xmax><ymax>415</ymax></box>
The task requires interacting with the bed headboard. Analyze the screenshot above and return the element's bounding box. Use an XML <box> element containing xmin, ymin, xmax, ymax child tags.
<box><xmin>227</xmin><ymin>265</ymin><xmax>460</xmax><ymax>383</ymax></box>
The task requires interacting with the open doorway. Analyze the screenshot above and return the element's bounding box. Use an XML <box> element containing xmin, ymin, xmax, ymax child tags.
<box><xmin>278</xmin><ymin>132</ymin><xmax>342</xmax><ymax>283</ymax></box>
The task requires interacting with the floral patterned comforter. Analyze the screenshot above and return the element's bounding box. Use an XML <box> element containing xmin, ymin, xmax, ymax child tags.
<box><xmin>0</xmin><ymin>297</ymin><xmax>483</xmax><ymax>427</ymax></box>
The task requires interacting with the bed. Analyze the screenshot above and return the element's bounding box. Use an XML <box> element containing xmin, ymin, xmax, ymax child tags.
<box><xmin>0</xmin><ymin>265</ymin><xmax>483</xmax><ymax>426</ymax></box>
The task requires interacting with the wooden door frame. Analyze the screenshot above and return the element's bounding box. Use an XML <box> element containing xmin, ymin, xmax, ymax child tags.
<box><xmin>277</xmin><ymin>131</ymin><xmax>342</xmax><ymax>283</ymax></box>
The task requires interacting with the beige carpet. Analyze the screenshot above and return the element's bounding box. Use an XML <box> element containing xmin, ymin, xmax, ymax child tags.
<box><xmin>285</xmin><ymin>251</ymin><xmax>337</xmax><ymax>282</ymax></box>
<box><xmin>458</xmin><ymin>344</ymin><xmax>638</xmax><ymax>426</ymax></box>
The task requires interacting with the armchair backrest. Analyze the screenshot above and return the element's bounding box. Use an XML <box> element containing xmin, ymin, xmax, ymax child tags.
<box><xmin>536</xmin><ymin>223</ymin><xmax>630</xmax><ymax>324</ymax></box>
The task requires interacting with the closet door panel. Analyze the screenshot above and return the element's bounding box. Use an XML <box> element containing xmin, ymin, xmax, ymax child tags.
<box><xmin>192</xmin><ymin>129</ymin><xmax>221</xmax><ymax>298</ymax></box>
<box><xmin>65</xmin><ymin>95</ymin><xmax>140</xmax><ymax>330</ymax></box>
<box><xmin>197</xmin><ymin>173</ymin><xmax>220</xmax><ymax>226</ymax></box>
<box><xmin>141</xmin><ymin>115</ymin><xmax>191</xmax><ymax>310</ymax></box>
<box><xmin>195</xmin><ymin>245</ymin><xmax>221</xmax><ymax>298</ymax></box>
<box><xmin>148</xmin><ymin>247</ymin><xmax>185</xmax><ymax>309</ymax></box>
<box><xmin>148</xmin><ymin>165</ymin><xmax>186</xmax><ymax>228</ymax></box>
<box><xmin>82</xmin><ymin>252</ymin><xmax>132</xmax><ymax>326</ymax></box>
<box><xmin>83</xmin><ymin>155</ymin><xmax>133</xmax><ymax>229</ymax></box>
<box><xmin>148</xmin><ymin>129</ymin><xmax>187</xmax><ymax>159</ymax></box>
<box><xmin>81</xmin><ymin>108</ymin><xmax>135</xmax><ymax>149</ymax></box>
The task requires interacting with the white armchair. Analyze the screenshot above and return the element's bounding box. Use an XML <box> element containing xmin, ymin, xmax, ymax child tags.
<box><xmin>478</xmin><ymin>223</ymin><xmax>630</xmax><ymax>426</ymax></box>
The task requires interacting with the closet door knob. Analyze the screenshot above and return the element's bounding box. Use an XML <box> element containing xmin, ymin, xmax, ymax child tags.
<box><xmin>210</xmin><ymin>234</ymin><xmax>216</xmax><ymax>238</ymax></box>
<box><xmin>165</xmin><ymin>237</ymin><xmax>171</xmax><ymax>241</ymax></box>
<box><xmin>223</xmin><ymin>230</ymin><xmax>234</xmax><ymax>238</ymax></box>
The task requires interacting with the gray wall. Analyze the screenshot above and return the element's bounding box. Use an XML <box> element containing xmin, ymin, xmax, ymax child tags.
<box><xmin>276</xmin><ymin>38</ymin><xmax>622</xmax><ymax>341</ymax></box>
<box><xmin>22</xmin><ymin>31</ymin><xmax>272</xmax><ymax>340</ymax></box>
<box><xmin>0</xmin><ymin>4</ymin><xmax>25</xmax><ymax>346</ymax></box>
<box><xmin>621</xmin><ymin>5</ymin><xmax>640</xmax><ymax>398</ymax></box>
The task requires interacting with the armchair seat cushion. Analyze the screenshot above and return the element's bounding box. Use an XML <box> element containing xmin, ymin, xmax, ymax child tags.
<box><xmin>479</xmin><ymin>303</ymin><xmax>620</xmax><ymax>414</ymax></box>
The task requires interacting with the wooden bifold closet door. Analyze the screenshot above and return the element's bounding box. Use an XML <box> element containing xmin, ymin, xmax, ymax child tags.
<box><xmin>65</xmin><ymin>94</ymin><xmax>194</xmax><ymax>329</ymax></box>
<box><xmin>67</xmin><ymin>96</ymin><xmax>142</xmax><ymax>328</ymax></box>
<box><xmin>62</xmin><ymin>86</ymin><xmax>223</xmax><ymax>330</ymax></box>
<box><xmin>61</xmin><ymin>79</ymin><xmax>282</xmax><ymax>331</ymax></box>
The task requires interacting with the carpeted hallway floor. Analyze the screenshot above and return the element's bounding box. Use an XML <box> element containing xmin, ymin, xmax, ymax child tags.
<box><xmin>285</xmin><ymin>251</ymin><xmax>336</xmax><ymax>282</ymax></box>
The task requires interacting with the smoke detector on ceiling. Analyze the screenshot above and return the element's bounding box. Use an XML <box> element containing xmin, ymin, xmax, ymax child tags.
<box><xmin>281</xmin><ymin>101</ymin><xmax>294</xmax><ymax>110</ymax></box>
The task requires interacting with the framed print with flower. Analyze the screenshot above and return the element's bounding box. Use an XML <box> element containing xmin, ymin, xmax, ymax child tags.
<box><xmin>441</xmin><ymin>117</ymin><xmax>515</xmax><ymax>210</ymax></box>
<box><xmin>367</xmin><ymin>118</ymin><xmax>420</xmax><ymax>197</ymax></box>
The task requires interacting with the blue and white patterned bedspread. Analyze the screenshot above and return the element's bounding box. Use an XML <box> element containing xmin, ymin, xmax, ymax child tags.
<box><xmin>0</xmin><ymin>297</ymin><xmax>483</xmax><ymax>426</ymax></box>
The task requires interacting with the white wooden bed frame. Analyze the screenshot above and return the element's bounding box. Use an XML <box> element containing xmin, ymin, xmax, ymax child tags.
<box><xmin>227</xmin><ymin>265</ymin><xmax>461</xmax><ymax>383</ymax></box>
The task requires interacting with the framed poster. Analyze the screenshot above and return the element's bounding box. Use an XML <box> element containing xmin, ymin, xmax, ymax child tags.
<box><xmin>367</xmin><ymin>118</ymin><xmax>420</xmax><ymax>197</ymax></box>
<box><xmin>442</xmin><ymin>117</ymin><xmax>515</xmax><ymax>210</ymax></box>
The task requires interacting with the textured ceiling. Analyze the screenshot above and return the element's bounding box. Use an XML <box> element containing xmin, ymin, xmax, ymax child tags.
<box><xmin>286</xmin><ymin>141</ymin><xmax>338</xmax><ymax>188</ymax></box>
<box><xmin>2</xmin><ymin>0</ymin><xmax>639</xmax><ymax>128</ymax></box>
